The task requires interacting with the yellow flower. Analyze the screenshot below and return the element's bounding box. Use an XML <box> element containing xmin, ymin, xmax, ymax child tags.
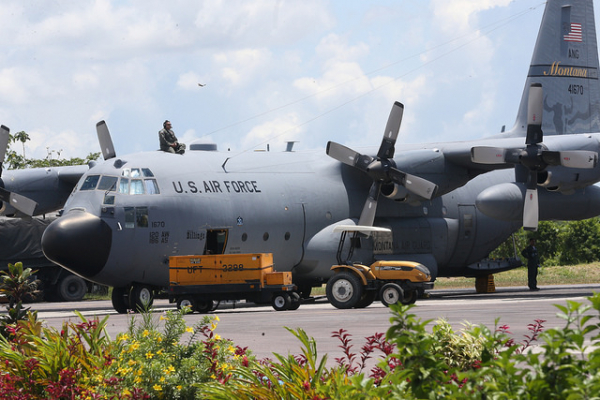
<box><xmin>228</xmin><ymin>345</ymin><xmax>236</xmax><ymax>354</ymax></box>
<box><xmin>214</xmin><ymin>334</ymin><xmax>221</xmax><ymax>341</ymax></box>
<box><xmin>214</xmin><ymin>315</ymin><xmax>220</xmax><ymax>322</ymax></box>
<box><xmin>177</xmin><ymin>385</ymin><xmax>182</xmax><ymax>390</ymax></box>
<box><xmin>160</xmin><ymin>376</ymin><xmax>166</xmax><ymax>383</ymax></box>
<box><xmin>142</xmin><ymin>329</ymin><xmax>150</xmax><ymax>337</ymax></box>
<box><xmin>130</xmin><ymin>341</ymin><xmax>140</xmax><ymax>351</ymax></box>
<box><xmin>146</xmin><ymin>351</ymin><xmax>154</xmax><ymax>359</ymax></box>
<box><xmin>164</xmin><ymin>365</ymin><xmax>176</xmax><ymax>375</ymax></box>
<box><xmin>185</xmin><ymin>326</ymin><xmax>194</xmax><ymax>333</ymax></box>
<box><xmin>157</xmin><ymin>336</ymin><xmax>163</xmax><ymax>342</ymax></box>
<box><xmin>134</xmin><ymin>376</ymin><xmax>142</xmax><ymax>384</ymax></box>
<box><xmin>153</xmin><ymin>384</ymin><xmax>162</xmax><ymax>392</ymax></box>
<box><xmin>122</xmin><ymin>389</ymin><xmax>131</xmax><ymax>397</ymax></box>
<box><xmin>118</xmin><ymin>333</ymin><xmax>130</xmax><ymax>342</ymax></box>
<box><xmin>128</xmin><ymin>359</ymin><xmax>137</xmax><ymax>366</ymax></box>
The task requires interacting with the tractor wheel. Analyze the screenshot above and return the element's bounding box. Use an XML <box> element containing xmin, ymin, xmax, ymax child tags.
<box><xmin>355</xmin><ymin>290</ymin><xmax>377</xmax><ymax>308</ymax></box>
<box><xmin>380</xmin><ymin>283</ymin><xmax>404</xmax><ymax>307</ymax></box>
<box><xmin>402</xmin><ymin>290</ymin><xmax>418</xmax><ymax>305</ymax></box>
<box><xmin>326</xmin><ymin>271</ymin><xmax>363</xmax><ymax>309</ymax></box>
<box><xmin>272</xmin><ymin>292</ymin><xmax>291</xmax><ymax>311</ymax></box>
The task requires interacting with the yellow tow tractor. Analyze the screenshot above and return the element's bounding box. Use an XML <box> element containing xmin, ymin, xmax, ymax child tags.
<box><xmin>168</xmin><ymin>253</ymin><xmax>299</xmax><ymax>312</ymax></box>
<box><xmin>326</xmin><ymin>225</ymin><xmax>434</xmax><ymax>309</ymax></box>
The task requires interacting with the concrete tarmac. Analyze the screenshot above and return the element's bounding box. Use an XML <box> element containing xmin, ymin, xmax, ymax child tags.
<box><xmin>28</xmin><ymin>284</ymin><xmax>600</xmax><ymax>366</ymax></box>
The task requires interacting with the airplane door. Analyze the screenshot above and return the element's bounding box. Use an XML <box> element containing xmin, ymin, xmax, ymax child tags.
<box><xmin>451</xmin><ymin>205</ymin><xmax>477</xmax><ymax>266</ymax></box>
<box><xmin>205</xmin><ymin>229</ymin><xmax>228</xmax><ymax>255</ymax></box>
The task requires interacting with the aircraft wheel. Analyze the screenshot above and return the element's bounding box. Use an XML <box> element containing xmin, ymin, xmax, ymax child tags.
<box><xmin>129</xmin><ymin>284</ymin><xmax>154</xmax><ymax>311</ymax></box>
<box><xmin>177</xmin><ymin>297</ymin><xmax>196</xmax><ymax>312</ymax></box>
<box><xmin>402</xmin><ymin>290</ymin><xmax>418</xmax><ymax>305</ymax></box>
<box><xmin>272</xmin><ymin>292</ymin><xmax>291</xmax><ymax>311</ymax></box>
<box><xmin>380</xmin><ymin>283</ymin><xmax>404</xmax><ymax>307</ymax></box>
<box><xmin>355</xmin><ymin>290</ymin><xmax>377</xmax><ymax>308</ymax></box>
<box><xmin>195</xmin><ymin>300</ymin><xmax>213</xmax><ymax>314</ymax></box>
<box><xmin>326</xmin><ymin>271</ymin><xmax>363</xmax><ymax>309</ymax></box>
<box><xmin>56</xmin><ymin>274</ymin><xmax>87</xmax><ymax>302</ymax></box>
<box><xmin>111</xmin><ymin>287</ymin><xmax>129</xmax><ymax>314</ymax></box>
<box><xmin>288</xmin><ymin>292</ymin><xmax>301</xmax><ymax>310</ymax></box>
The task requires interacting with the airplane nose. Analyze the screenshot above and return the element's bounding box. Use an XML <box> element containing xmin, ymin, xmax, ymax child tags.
<box><xmin>42</xmin><ymin>210</ymin><xmax>112</xmax><ymax>278</ymax></box>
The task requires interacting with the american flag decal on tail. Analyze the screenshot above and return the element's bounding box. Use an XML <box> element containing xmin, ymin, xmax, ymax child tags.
<box><xmin>564</xmin><ymin>23</ymin><xmax>583</xmax><ymax>42</ymax></box>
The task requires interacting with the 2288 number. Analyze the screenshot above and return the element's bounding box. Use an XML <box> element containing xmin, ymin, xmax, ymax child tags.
<box><xmin>223</xmin><ymin>264</ymin><xmax>244</xmax><ymax>272</ymax></box>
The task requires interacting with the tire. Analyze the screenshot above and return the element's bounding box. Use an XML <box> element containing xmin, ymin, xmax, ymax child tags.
<box><xmin>402</xmin><ymin>290</ymin><xmax>418</xmax><ymax>305</ymax></box>
<box><xmin>177</xmin><ymin>297</ymin><xmax>196</xmax><ymax>312</ymax></box>
<box><xmin>355</xmin><ymin>290</ymin><xmax>377</xmax><ymax>308</ymax></box>
<box><xmin>195</xmin><ymin>300</ymin><xmax>213</xmax><ymax>314</ymax></box>
<box><xmin>129</xmin><ymin>284</ymin><xmax>154</xmax><ymax>311</ymax></box>
<box><xmin>111</xmin><ymin>287</ymin><xmax>129</xmax><ymax>314</ymax></box>
<box><xmin>272</xmin><ymin>292</ymin><xmax>291</xmax><ymax>311</ymax></box>
<box><xmin>326</xmin><ymin>271</ymin><xmax>363</xmax><ymax>309</ymax></box>
<box><xmin>380</xmin><ymin>283</ymin><xmax>404</xmax><ymax>307</ymax></box>
<box><xmin>288</xmin><ymin>292</ymin><xmax>301</xmax><ymax>310</ymax></box>
<box><xmin>56</xmin><ymin>274</ymin><xmax>87</xmax><ymax>302</ymax></box>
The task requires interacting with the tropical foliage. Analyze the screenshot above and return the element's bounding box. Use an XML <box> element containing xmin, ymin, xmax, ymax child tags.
<box><xmin>1</xmin><ymin>263</ymin><xmax>600</xmax><ymax>399</ymax></box>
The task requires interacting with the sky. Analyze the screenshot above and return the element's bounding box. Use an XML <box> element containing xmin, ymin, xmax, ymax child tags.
<box><xmin>1</xmin><ymin>0</ymin><xmax>591</xmax><ymax>162</ymax></box>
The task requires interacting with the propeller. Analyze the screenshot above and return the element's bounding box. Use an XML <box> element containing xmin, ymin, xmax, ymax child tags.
<box><xmin>96</xmin><ymin>120</ymin><xmax>116</xmax><ymax>160</ymax></box>
<box><xmin>471</xmin><ymin>83</ymin><xmax>598</xmax><ymax>231</ymax></box>
<box><xmin>0</xmin><ymin>125</ymin><xmax>38</xmax><ymax>216</ymax></box>
<box><xmin>327</xmin><ymin>102</ymin><xmax>438</xmax><ymax>226</ymax></box>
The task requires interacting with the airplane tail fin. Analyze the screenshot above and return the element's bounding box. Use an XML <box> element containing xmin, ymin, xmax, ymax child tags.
<box><xmin>508</xmin><ymin>0</ymin><xmax>600</xmax><ymax>136</ymax></box>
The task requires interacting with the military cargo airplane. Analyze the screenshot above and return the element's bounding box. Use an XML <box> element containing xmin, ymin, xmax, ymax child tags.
<box><xmin>35</xmin><ymin>0</ymin><xmax>600</xmax><ymax>312</ymax></box>
<box><xmin>0</xmin><ymin>127</ymin><xmax>88</xmax><ymax>217</ymax></box>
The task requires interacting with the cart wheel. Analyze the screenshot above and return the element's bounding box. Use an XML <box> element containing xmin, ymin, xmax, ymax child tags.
<box><xmin>272</xmin><ymin>292</ymin><xmax>291</xmax><ymax>311</ymax></box>
<box><xmin>380</xmin><ymin>283</ymin><xmax>404</xmax><ymax>307</ymax></box>
<box><xmin>326</xmin><ymin>271</ymin><xmax>363</xmax><ymax>309</ymax></box>
<box><xmin>195</xmin><ymin>300</ymin><xmax>213</xmax><ymax>314</ymax></box>
<box><xmin>402</xmin><ymin>290</ymin><xmax>418</xmax><ymax>305</ymax></box>
<box><xmin>177</xmin><ymin>297</ymin><xmax>196</xmax><ymax>312</ymax></box>
<box><xmin>288</xmin><ymin>292</ymin><xmax>301</xmax><ymax>310</ymax></box>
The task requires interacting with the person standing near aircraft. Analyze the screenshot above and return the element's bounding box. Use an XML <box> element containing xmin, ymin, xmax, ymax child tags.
<box><xmin>521</xmin><ymin>239</ymin><xmax>540</xmax><ymax>291</ymax></box>
<box><xmin>159</xmin><ymin>120</ymin><xmax>185</xmax><ymax>154</ymax></box>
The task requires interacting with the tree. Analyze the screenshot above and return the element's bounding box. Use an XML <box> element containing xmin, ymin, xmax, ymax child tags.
<box><xmin>3</xmin><ymin>130</ymin><xmax>100</xmax><ymax>169</ymax></box>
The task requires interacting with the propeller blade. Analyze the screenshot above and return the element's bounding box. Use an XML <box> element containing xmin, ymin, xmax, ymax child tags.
<box><xmin>358</xmin><ymin>181</ymin><xmax>382</xmax><ymax>227</ymax></box>
<box><xmin>526</xmin><ymin>83</ymin><xmax>543</xmax><ymax>145</ymax></box>
<box><xmin>471</xmin><ymin>146</ymin><xmax>508</xmax><ymax>164</ymax></box>
<box><xmin>326</xmin><ymin>141</ymin><xmax>360</xmax><ymax>166</ymax></box>
<box><xmin>96</xmin><ymin>121</ymin><xmax>116</xmax><ymax>160</ymax></box>
<box><xmin>0</xmin><ymin>125</ymin><xmax>9</xmax><ymax>169</ymax></box>
<box><xmin>556</xmin><ymin>150</ymin><xmax>598</xmax><ymax>169</ymax></box>
<box><xmin>523</xmin><ymin>188</ymin><xmax>539</xmax><ymax>231</ymax></box>
<box><xmin>389</xmin><ymin>168</ymin><xmax>437</xmax><ymax>199</ymax></box>
<box><xmin>377</xmin><ymin>102</ymin><xmax>404</xmax><ymax>159</ymax></box>
<box><xmin>0</xmin><ymin>187</ymin><xmax>38</xmax><ymax>216</ymax></box>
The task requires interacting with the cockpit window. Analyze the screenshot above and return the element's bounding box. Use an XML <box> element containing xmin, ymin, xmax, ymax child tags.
<box><xmin>130</xmin><ymin>179</ymin><xmax>144</xmax><ymax>195</ymax></box>
<box><xmin>142</xmin><ymin>168</ymin><xmax>154</xmax><ymax>177</ymax></box>
<box><xmin>119</xmin><ymin>178</ymin><xmax>129</xmax><ymax>194</ymax></box>
<box><xmin>80</xmin><ymin>175</ymin><xmax>100</xmax><ymax>191</ymax></box>
<box><xmin>97</xmin><ymin>176</ymin><xmax>118</xmax><ymax>191</ymax></box>
<box><xmin>144</xmin><ymin>179</ymin><xmax>160</xmax><ymax>194</ymax></box>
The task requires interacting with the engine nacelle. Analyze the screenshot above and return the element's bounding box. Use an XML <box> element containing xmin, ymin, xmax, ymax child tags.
<box><xmin>537</xmin><ymin>168</ymin><xmax>597</xmax><ymax>193</ymax></box>
<box><xmin>476</xmin><ymin>182</ymin><xmax>600</xmax><ymax>221</ymax></box>
<box><xmin>381</xmin><ymin>183</ymin><xmax>408</xmax><ymax>200</ymax></box>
